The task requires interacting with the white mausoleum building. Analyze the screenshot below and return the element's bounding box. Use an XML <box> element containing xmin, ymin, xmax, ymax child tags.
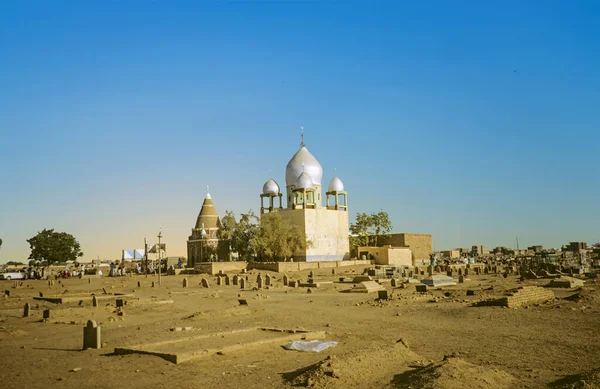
<box><xmin>259</xmin><ymin>134</ymin><xmax>350</xmax><ymax>262</ymax></box>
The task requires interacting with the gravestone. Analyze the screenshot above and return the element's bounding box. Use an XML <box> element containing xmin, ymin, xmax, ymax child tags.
<box><xmin>415</xmin><ymin>285</ymin><xmax>427</xmax><ymax>293</ymax></box>
<box><xmin>43</xmin><ymin>309</ymin><xmax>51</xmax><ymax>320</ymax></box>
<box><xmin>201</xmin><ymin>278</ymin><xmax>210</xmax><ymax>288</ymax></box>
<box><xmin>378</xmin><ymin>290</ymin><xmax>388</xmax><ymax>300</ymax></box>
<box><xmin>256</xmin><ymin>274</ymin><xmax>262</xmax><ymax>283</ymax></box>
<box><xmin>458</xmin><ymin>275</ymin><xmax>464</xmax><ymax>283</ymax></box>
<box><xmin>23</xmin><ymin>303</ymin><xmax>30</xmax><ymax>317</ymax></box>
<box><xmin>332</xmin><ymin>268</ymin><xmax>336</xmax><ymax>275</ymax></box>
<box><xmin>239</xmin><ymin>278</ymin><xmax>246</xmax><ymax>289</ymax></box>
<box><xmin>474</xmin><ymin>267</ymin><xmax>481</xmax><ymax>275</ymax></box>
<box><xmin>137</xmin><ymin>281</ymin><xmax>141</xmax><ymax>288</ymax></box>
<box><xmin>466</xmin><ymin>290</ymin><xmax>475</xmax><ymax>296</ymax></box>
<box><xmin>265</xmin><ymin>275</ymin><xmax>271</xmax><ymax>287</ymax></box>
<box><xmin>183</xmin><ymin>278</ymin><xmax>188</xmax><ymax>288</ymax></box>
<box><xmin>83</xmin><ymin>320</ymin><xmax>101</xmax><ymax>350</ymax></box>
<box><xmin>152</xmin><ymin>281</ymin><xmax>155</xmax><ymax>288</ymax></box>
<box><xmin>88</xmin><ymin>278</ymin><xmax>91</xmax><ymax>284</ymax></box>
<box><xmin>238</xmin><ymin>299</ymin><xmax>248</xmax><ymax>306</ymax></box>
<box><xmin>225</xmin><ymin>275</ymin><xmax>230</xmax><ymax>286</ymax></box>
<box><xmin>92</xmin><ymin>295</ymin><xmax>98</xmax><ymax>307</ymax></box>
<box><xmin>458</xmin><ymin>268</ymin><xmax>463</xmax><ymax>276</ymax></box>
<box><xmin>257</xmin><ymin>275</ymin><xmax>263</xmax><ymax>289</ymax></box>
<box><xmin>4</xmin><ymin>290</ymin><xmax>9</xmax><ymax>297</ymax></box>
<box><xmin>116</xmin><ymin>299</ymin><xmax>124</xmax><ymax>308</ymax></box>
<box><xmin>216</xmin><ymin>276</ymin><xmax>223</xmax><ymax>286</ymax></box>
<box><xmin>283</xmin><ymin>274</ymin><xmax>289</xmax><ymax>286</ymax></box>
<box><xmin>309</xmin><ymin>271</ymin><xmax>314</xmax><ymax>278</ymax></box>
<box><xmin>391</xmin><ymin>278</ymin><xmax>398</xmax><ymax>287</ymax></box>
<box><xmin>464</xmin><ymin>268</ymin><xmax>469</xmax><ymax>276</ymax></box>
<box><xmin>232</xmin><ymin>275</ymin><xmax>239</xmax><ymax>286</ymax></box>
<box><xmin>289</xmin><ymin>280</ymin><xmax>297</xmax><ymax>288</ymax></box>
<box><xmin>428</xmin><ymin>266</ymin><xmax>433</xmax><ymax>276</ymax></box>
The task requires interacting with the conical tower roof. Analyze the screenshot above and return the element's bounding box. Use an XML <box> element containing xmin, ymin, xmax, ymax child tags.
<box><xmin>194</xmin><ymin>192</ymin><xmax>221</xmax><ymax>230</ymax></box>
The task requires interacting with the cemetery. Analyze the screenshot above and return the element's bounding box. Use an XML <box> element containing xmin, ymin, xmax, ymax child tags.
<box><xmin>0</xmin><ymin>263</ymin><xmax>598</xmax><ymax>388</ymax></box>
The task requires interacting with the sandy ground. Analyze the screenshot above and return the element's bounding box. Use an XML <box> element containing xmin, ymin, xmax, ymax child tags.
<box><xmin>0</xmin><ymin>266</ymin><xmax>598</xmax><ymax>388</ymax></box>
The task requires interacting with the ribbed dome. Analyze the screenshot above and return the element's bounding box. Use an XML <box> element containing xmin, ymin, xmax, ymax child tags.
<box><xmin>194</xmin><ymin>194</ymin><xmax>220</xmax><ymax>230</ymax></box>
<box><xmin>285</xmin><ymin>146</ymin><xmax>323</xmax><ymax>187</ymax></box>
<box><xmin>328</xmin><ymin>176</ymin><xmax>345</xmax><ymax>192</ymax></box>
<box><xmin>262</xmin><ymin>178</ymin><xmax>280</xmax><ymax>195</ymax></box>
<box><xmin>295</xmin><ymin>172</ymin><xmax>314</xmax><ymax>189</ymax></box>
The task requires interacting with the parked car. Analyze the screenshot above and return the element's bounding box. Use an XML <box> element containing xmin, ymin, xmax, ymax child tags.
<box><xmin>0</xmin><ymin>271</ymin><xmax>26</xmax><ymax>280</ymax></box>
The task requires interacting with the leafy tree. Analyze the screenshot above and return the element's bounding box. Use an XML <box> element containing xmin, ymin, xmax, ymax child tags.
<box><xmin>219</xmin><ymin>210</ymin><xmax>237</xmax><ymax>260</ymax></box>
<box><xmin>349</xmin><ymin>213</ymin><xmax>371</xmax><ymax>247</ymax></box>
<box><xmin>253</xmin><ymin>212</ymin><xmax>310</xmax><ymax>262</ymax></box>
<box><xmin>0</xmin><ymin>238</ymin><xmax>2</xmax><ymax>250</ymax></box>
<box><xmin>6</xmin><ymin>261</ymin><xmax>24</xmax><ymax>266</ymax></box>
<box><xmin>371</xmin><ymin>210</ymin><xmax>392</xmax><ymax>246</ymax></box>
<box><xmin>349</xmin><ymin>210</ymin><xmax>393</xmax><ymax>256</ymax></box>
<box><xmin>27</xmin><ymin>229</ymin><xmax>83</xmax><ymax>266</ymax></box>
<box><xmin>232</xmin><ymin>211</ymin><xmax>260</xmax><ymax>260</ymax></box>
<box><xmin>219</xmin><ymin>210</ymin><xmax>260</xmax><ymax>261</ymax></box>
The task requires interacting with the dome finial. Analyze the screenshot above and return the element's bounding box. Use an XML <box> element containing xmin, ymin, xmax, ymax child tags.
<box><xmin>206</xmin><ymin>185</ymin><xmax>211</xmax><ymax>199</ymax></box>
<box><xmin>300</xmin><ymin>126</ymin><xmax>305</xmax><ymax>147</ymax></box>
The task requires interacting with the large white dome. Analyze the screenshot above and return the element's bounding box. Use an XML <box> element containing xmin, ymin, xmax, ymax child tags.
<box><xmin>285</xmin><ymin>146</ymin><xmax>323</xmax><ymax>187</ymax></box>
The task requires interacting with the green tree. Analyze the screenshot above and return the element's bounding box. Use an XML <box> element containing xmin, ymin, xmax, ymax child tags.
<box><xmin>371</xmin><ymin>210</ymin><xmax>392</xmax><ymax>247</ymax></box>
<box><xmin>0</xmin><ymin>238</ymin><xmax>3</xmax><ymax>249</ymax></box>
<box><xmin>219</xmin><ymin>210</ymin><xmax>237</xmax><ymax>260</ymax></box>
<box><xmin>232</xmin><ymin>210</ymin><xmax>260</xmax><ymax>260</ymax></box>
<box><xmin>253</xmin><ymin>212</ymin><xmax>310</xmax><ymax>262</ymax></box>
<box><xmin>27</xmin><ymin>229</ymin><xmax>83</xmax><ymax>266</ymax></box>
<box><xmin>349</xmin><ymin>210</ymin><xmax>393</xmax><ymax>257</ymax></box>
<box><xmin>6</xmin><ymin>261</ymin><xmax>24</xmax><ymax>266</ymax></box>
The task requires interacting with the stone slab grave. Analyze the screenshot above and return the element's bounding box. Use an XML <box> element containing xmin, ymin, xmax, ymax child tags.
<box><xmin>347</xmin><ymin>281</ymin><xmax>385</xmax><ymax>293</ymax></box>
<box><xmin>113</xmin><ymin>327</ymin><xmax>326</xmax><ymax>364</ymax></box>
<box><xmin>549</xmin><ymin>276</ymin><xmax>584</xmax><ymax>288</ymax></box>
<box><xmin>474</xmin><ymin>286</ymin><xmax>555</xmax><ymax>308</ymax></box>
<box><xmin>420</xmin><ymin>274</ymin><xmax>457</xmax><ymax>287</ymax></box>
<box><xmin>351</xmin><ymin>275</ymin><xmax>373</xmax><ymax>283</ymax></box>
<box><xmin>34</xmin><ymin>293</ymin><xmax>135</xmax><ymax>304</ymax></box>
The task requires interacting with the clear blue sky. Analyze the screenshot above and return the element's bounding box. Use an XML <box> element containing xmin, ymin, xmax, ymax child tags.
<box><xmin>1</xmin><ymin>1</ymin><xmax>598</xmax><ymax>262</ymax></box>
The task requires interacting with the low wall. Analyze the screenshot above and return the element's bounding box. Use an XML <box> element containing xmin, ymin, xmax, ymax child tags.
<box><xmin>194</xmin><ymin>262</ymin><xmax>247</xmax><ymax>275</ymax></box>
<box><xmin>249</xmin><ymin>260</ymin><xmax>372</xmax><ymax>273</ymax></box>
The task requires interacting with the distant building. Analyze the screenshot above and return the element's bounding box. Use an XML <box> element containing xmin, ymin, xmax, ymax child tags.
<box><xmin>456</xmin><ymin>248</ymin><xmax>471</xmax><ymax>255</ymax></box>
<box><xmin>471</xmin><ymin>245</ymin><xmax>490</xmax><ymax>256</ymax></box>
<box><xmin>564</xmin><ymin>242</ymin><xmax>588</xmax><ymax>252</ymax></box>
<box><xmin>357</xmin><ymin>245</ymin><xmax>412</xmax><ymax>266</ymax></box>
<box><xmin>441</xmin><ymin>250</ymin><xmax>460</xmax><ymax>259</ymax></box>
<box><xmin>378</xmin><ymin>233</ymin><xmax>432</xmax><ymax>263</ymax></box>
<box><xmin>528</xmin><ymin>245</ymin><xmax>544</xmax><ymax>254</ymax></box>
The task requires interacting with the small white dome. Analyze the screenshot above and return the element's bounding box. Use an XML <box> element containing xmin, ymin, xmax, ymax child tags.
<box><xmin>262</xmin><ymin>178</ymin><xmax>280</xmax><ymax>195</ymax></box>
<box><xmin>328</xmin><ymin>176</ymin><xmax>344</xmax><ymax>192</ymax></box>
<box><xmin>295</xmin><ymin>172</ymin><xmax>314</xmax><ymax>189</ymax></box>
<box><xmin>285</xmin><ymin>146</ymin><xmax>323</xmax><ymax>187</ymax></box>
